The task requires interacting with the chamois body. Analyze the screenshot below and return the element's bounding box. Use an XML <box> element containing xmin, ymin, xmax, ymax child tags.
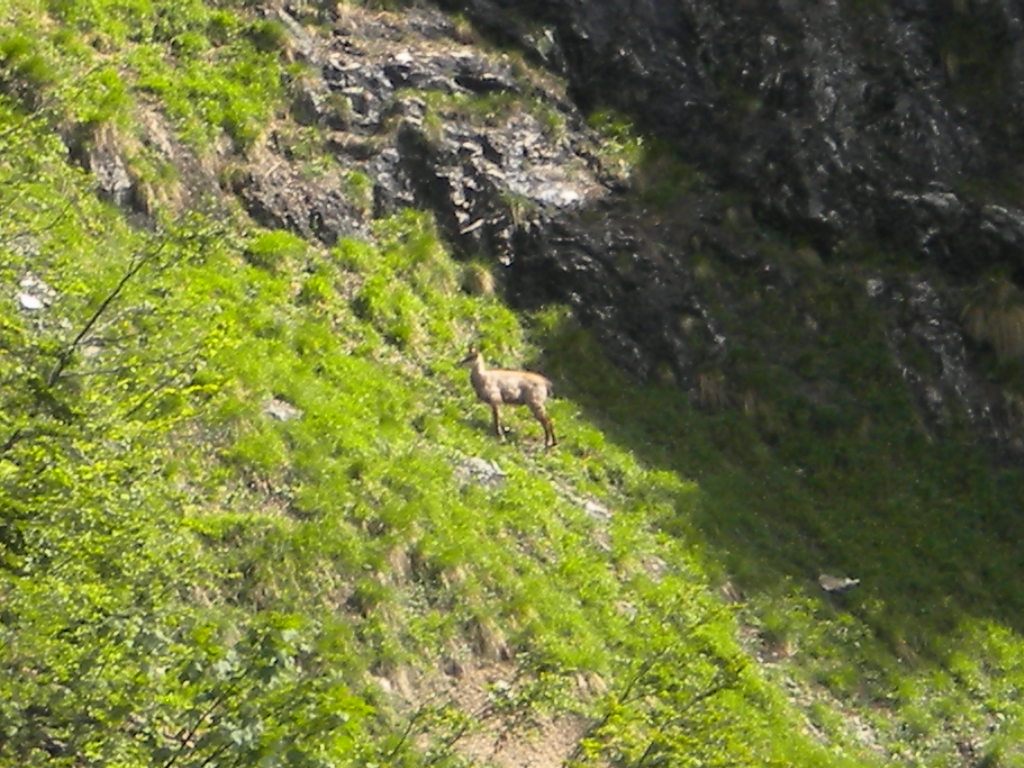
<box><xmin>461</xmin><ymin>345</ymin><xmax>557</xmax><ymax>447</ymax></box>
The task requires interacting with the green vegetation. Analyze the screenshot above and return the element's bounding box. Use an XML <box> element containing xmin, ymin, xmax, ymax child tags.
<box><xmin>2</xmin><ymin>0</ymin><xmax>286</xmax><ymax>157</ymax></box>
<box><xmin>3</xmin><ymin>2</ymin><xmax>1024</xmax><ymax>768</ymax></box>
<box><xmin>586</xmin><ymin>110</ymin><xmax>645</xmax><ymax>182</ymax></box>
<box><xmin>936</xmin><ymin>1</ymin><xmax>1012</xmax><ymax>101</ymax></box>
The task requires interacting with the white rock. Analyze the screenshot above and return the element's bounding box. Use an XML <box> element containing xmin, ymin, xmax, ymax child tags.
<box><xmin>818</xmin><ymin>573</ymin><xmax>860</xmax><ymax>593</ymax></box>
<box><xmin>263</xmin><ymin>397</ymin><xmax>303</xmax><ymax>422</ymax></box>
<box><xmin>17</xmin><ymin>292</ymin><xmax>45</xmax><ymax>311</ymax></box>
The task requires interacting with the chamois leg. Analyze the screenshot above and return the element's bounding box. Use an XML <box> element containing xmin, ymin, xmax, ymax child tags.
<box><xmin>530</xmin><ymin>404</ymin><xmax>557</xmax><ymax>448</ymax></box>
<box><xmin>490</xmin><ymin>403</ymin><xmax>505</xmax><ymax>441</ymax></box>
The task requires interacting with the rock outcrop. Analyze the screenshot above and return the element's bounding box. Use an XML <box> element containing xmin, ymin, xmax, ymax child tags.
<box><xmin>252</xmin><ymin>5</ymin><xmax>737</xmax><ymax>382</ymax></box>
<box><xmin>100</xmin><ymin>2</ymin><xmax>1024</xmax><ymax>454</ymax></box>
<box><xmin>421</xmin><ymin>0</ymin><xmax>1024</xmax><ymax>452</ymax></box>
<box><xmin>439</xmin><ymin>0</ymin><xmax>1024</xmax><ymax>277</ymax></box>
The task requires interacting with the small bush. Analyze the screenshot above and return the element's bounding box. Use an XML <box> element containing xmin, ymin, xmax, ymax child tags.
<box><xmin>244</xmin><ymin>229</ymin><xmax>308</xmax><ymax>273</ymax></box>
<box><xmin>246</xmin><ymin>19</ymin><xmax>289</xmax><ymax>53</ymax></box>
<box><xmin>0</xmin><ymin>34</ymin><xmax>57</xmax><ymax>108</ymax></box>
<box><xmin>344</xmin><ymin>170</ymin><xmax>374</xmax><ymax>217</ymax></box>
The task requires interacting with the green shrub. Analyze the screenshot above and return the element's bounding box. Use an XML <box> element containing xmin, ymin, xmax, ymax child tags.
<box><xmin>0</xmin><ymin>33</ymin><xmax>57</xmax><ymax>107</ymax></box>
<box><xmin>244</xmin><ymin>229</ymin><xmax>308</xmax><ymax>273</ymax></box>
<box><xmin>246</xmin><ymin>19</ymin><xmax>289</xmax><ymax>53</ymax></box>
<box><xmin>344</xmin><ymin>169</ymin><xmax>374</xmax><ymax>216</ymax></box>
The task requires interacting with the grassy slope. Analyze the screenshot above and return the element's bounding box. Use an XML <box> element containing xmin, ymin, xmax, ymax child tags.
<box><xmin>1</xmin><ymin>2</ymin><xmax>1023</xmax><ymax>767</ymax></box>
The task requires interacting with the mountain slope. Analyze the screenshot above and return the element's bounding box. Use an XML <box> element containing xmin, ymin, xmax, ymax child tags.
<box><xmin>2</xmin><ymin>2</ymin><xmax>1024</xmax><ymax>767</ymax></box>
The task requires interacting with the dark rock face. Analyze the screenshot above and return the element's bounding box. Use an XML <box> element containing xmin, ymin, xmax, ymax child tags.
<box><xmin>266</xmin><ymin>5</ymin><xmax>726</xmax><ymax>380</ymax></box>
<box><xmin>871</xmin><ymin>273</ymin><xmax>1022</xmax><ymax>453</ymax></box>
<box><xmin>231</xmin><ymin>155</ymin><xmax>369</xmax><ymax>246</ymax></box>
<box><xmin>411</xmin><ymin>0</ymin><xmax>1024</xmax><ymax>451</ymax></box>
<box><xmin>225</xmin><ymin>3</ymin><xmax>1024</xmax><ymax>453</ymax></box>
<box><xmin>439</xmin><ymin>0</ymin><xmax>1024</xmax><ymax>277</ymax></box>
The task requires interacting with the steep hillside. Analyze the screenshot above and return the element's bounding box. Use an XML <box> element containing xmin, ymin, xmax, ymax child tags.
<box><xmin>2</xmin><ymin>2</ymin><xmax>1024</xmax><ymax>768</ymax></box>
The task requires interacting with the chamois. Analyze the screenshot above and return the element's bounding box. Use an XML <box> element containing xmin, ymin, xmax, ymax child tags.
<box><xmin>460</xmin><ymin>344</ymin><xmax>557</xmax><ymax>447</ymax></box>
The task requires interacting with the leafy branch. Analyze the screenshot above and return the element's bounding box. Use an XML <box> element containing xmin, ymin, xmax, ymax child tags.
<box><xmin>47</xmin><ymin>237</ymin><xmax>171</xmax><ymax>387</ymax></box>
<box><xmin>0</xmin><ymin>194</ymin><xmax>80</xmax><ymax>249</ymax></box>
<box><xmin>159</xmin><ymin>688</ymin><xmax>233</xmax><ymax>768</ymax></box>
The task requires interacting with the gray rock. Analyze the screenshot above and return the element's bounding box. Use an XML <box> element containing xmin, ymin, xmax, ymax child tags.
<box><xmin>453</xmin><ymin>456</ymin><xmax>507</xmax><ymax>488</ymax></box>
<box><xmin>17</xmin><ymin>292</ymin><xmax>45</xmax><ymax>312</ymax></box>
<box><xmin>16</xmin><ymin>274</ymin><xmax>56</xmax><ymax>312</ymax></box>
<box><xmin>819</xmin><ymin>574</ymin><xmax>861</xmax><ymax>593</ymax></box>
<box><xmin>264</xmin><ymin>397</ymin><xmax>303</xmax><ymax>422</ymax></box>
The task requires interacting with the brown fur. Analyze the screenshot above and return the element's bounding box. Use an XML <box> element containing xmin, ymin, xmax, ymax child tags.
<box><xmin>460</xmin><ymin>345</ymin><xmax>557</xmax><ymax>447</ymax></box>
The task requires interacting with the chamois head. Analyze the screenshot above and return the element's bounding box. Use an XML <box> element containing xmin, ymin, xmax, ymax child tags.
<box><xmin>459</xmin><ymin>344</ymin><xmax>481</xmax><ymax>366</ymax></box>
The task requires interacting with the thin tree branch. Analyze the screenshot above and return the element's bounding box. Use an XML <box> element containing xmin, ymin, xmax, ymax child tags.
<box><xmin>159</xmin><ymin>689</ymin><xmax>231</xmax><ymax>768</ymax></box>
<box><xmin>47</xmin><ymin>238</ymin><xmax>169</xmax><ymax>387</ymax></box>
<box><xmin>1</xmin><ymin>195</ymin><xmax>79</xmax><ymax>247</ymax></box>
<box><xmin>383</xmin><ymin>700</ymin><xmax>431</xmax><ymax>762</ymax></box>
<box><xmin>0</xmin><ymin>427</ymin><xmax>24</xmax><ymax>455</ymax></box>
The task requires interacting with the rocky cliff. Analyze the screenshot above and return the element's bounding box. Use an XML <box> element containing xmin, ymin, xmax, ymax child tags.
<box><xmin>86</xmin><ymin>0</ymin><xmax>1024</xmax><ymax>451</ymax></box>
<box><xmin>432</xmin><ymin>0</ymin><xmax>1024</xmax><ymax>451</ymax></box>
<box><xmin>444</xmin><ymin>0</ymin><xmax>1024</xmax><ymax>273</ymax></box>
